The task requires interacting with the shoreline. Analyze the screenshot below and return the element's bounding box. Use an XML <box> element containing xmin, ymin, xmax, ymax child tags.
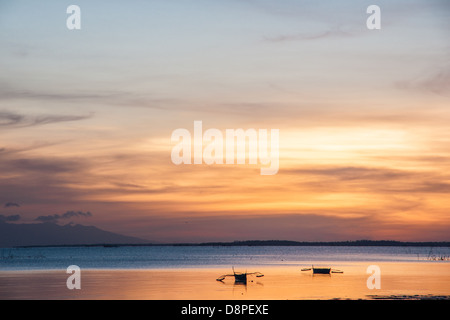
<box><xmin>8</xmin><ymin>240</ymin><xmax>450</xmax><ymax>249</ymax></box>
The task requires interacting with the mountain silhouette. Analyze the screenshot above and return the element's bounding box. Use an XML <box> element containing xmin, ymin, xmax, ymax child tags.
<box><xmin>0</xmin><ymin>221</ymin><xmax>147</xmax><ymax>247</ymax></box>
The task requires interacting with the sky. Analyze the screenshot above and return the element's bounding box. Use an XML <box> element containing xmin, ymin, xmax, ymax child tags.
<box><xmin>0</xmin><ymin>0</ymin><xmax>449</xmax><ymax>242</ymax></box>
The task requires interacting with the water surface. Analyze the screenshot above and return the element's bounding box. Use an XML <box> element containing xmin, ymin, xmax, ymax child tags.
<box><xmin>1</xmin><ymin>245</ymin><xmax>449</xmax><ymax>270</ymax></box>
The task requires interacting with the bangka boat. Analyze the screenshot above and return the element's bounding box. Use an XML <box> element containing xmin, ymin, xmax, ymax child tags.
<box><xmin>301</xmin><ymin>265</ymin><xmax>343</xmax><ymax>274</ymax></box>
<box><xmin>216</xmin><ymin>267</ymin><xmax>264</xmax><ymax>283</ymax></box>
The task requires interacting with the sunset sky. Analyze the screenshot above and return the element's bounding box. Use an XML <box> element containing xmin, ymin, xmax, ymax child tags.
<box><xmin>1</xmin><ymin>0</ymin><xmax>449</xmax><ymax>242</ymax></box>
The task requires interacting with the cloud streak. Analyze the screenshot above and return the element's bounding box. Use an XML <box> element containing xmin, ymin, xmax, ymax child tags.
<box><xmin>4</xmin><ymin>202</ymin><xmax>20</xmax><ymax>208</ymax></box>
<box><xmin>35</xmin><ymin>211</ymin><xmax>93</xmax><ymax>224</ymax></box>
<box><xmin>0</xmin><ymin>110</ymin><xmax>93</xmax><ymax>129</ymax></box>
<box><xmin>135</xmin><ymin>212</ymin><xmax>450</xmax><ymax>243</ymax></box>
<box><xmin>0</xmin><ymin>86</ymin><xmax>123</xmax><ymax>102</ymax></box>
<box><xmin>396</xmin><ymin>65</ymin><xmax>450</xmax><ymax>97</ymax></box>
<box><xmin>263</xmin><ymin>26</ymin><xmax>353</xmax><ymax>43</ymax></box>
<box><xmin>0</xmin><ymin>214</ymin><xmax>21</xmax><ymax>222</ymax></box>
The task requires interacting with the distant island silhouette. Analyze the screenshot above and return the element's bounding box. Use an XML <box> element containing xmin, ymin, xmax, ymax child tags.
<box><xmin>2</xmin><ymin>220</ymin><xmax>449</xmax><ymax>248</ymax></box>
<box><xmin>189</xmin><ymin>240</ymin><xmax>450</xmax><ymax>247</ymax></box>
<box><xmin>14</xmin><ymin>239</ymin><xmax>450</xmax><ymax>248</ymax></box>
<box><xmin>0</xmin><ymin>221</ymin><xmax>147</xmax><ymax>248</ymax></box>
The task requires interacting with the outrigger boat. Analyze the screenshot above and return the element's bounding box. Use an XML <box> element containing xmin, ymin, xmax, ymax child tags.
<box><xmin>216</xmin><ymin>267</ymin><xmax>264</xmax><ymax>283</ymax></box>
<box><xmin>301</xmin><ymin>265</ymin><xmax>343</xmax><ymax>274</ymax></box>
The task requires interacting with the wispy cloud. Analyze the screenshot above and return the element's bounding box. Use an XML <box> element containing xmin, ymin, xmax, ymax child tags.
<box><xmin>0</xmin><ymin>110</ymin><xmax>93</xmax><ymax>129</ymax></box>
<box><xmin>137</xmin><ymin>211</ymin><xmax>450</xmax><ymax>243</ymax></box>
<box><xmin>284</xmin><ymin>165</ymin><xmax>450</xmax><ymax>194</ymax></box>
<box><xmin>264</xmin><ymin>26</ymin><xmax>353</xmax><ymax>43</ymax></box>
<box><xmin>4</xmin><ymin>202</ymin><xmax>20</xmax><ymax>208</ymax></box>
<box><xmin>2</xmin><ymin>157</ymin><xmax>87</xmax><ymax>174</ymax></box>
<box><xmin>0</xmin><ymin>86</ymin><xmax>123</xmax><ymax>102</ymax></box>
<box><xmin>420</xmin><ymin>68</ymin><xmax>450</xmax><ymax>96</ymax></box>
<box><xmin>0</xmin><ymin>214</ymin><xmax>21</xmax><ymax>222</ymax></box>
<box><xmin>396</xmin><ymin>65</ymin><xmax>450</xmax><ymax>97</ymax></box>
<box><xmin>35</xmin><ymin>211</ymin><xmax>93</xmax><ymax>224</ymax></box>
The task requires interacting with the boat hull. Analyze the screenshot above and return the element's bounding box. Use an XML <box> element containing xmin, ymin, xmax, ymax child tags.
<box><xmin>312</xmin><ymin>268</ymin><xmax>331</xmax><ymax>274</ymax></box>
<box><xmin>234</xmin><ymin>273</ymin><xmax>247</xmax><ymax>283</ymax></box>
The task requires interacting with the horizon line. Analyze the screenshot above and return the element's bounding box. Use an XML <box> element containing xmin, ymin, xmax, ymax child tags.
<box><xmin>13</xmin><ymin>239</ymin><xmax>450</xmax><ymax>249</ymax></box>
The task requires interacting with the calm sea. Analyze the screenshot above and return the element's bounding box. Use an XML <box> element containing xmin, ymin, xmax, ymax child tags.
<box><xmin>1</xmin><ymin>246</ymin><xmax>449</xmax><ymax>271</ymax></box>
